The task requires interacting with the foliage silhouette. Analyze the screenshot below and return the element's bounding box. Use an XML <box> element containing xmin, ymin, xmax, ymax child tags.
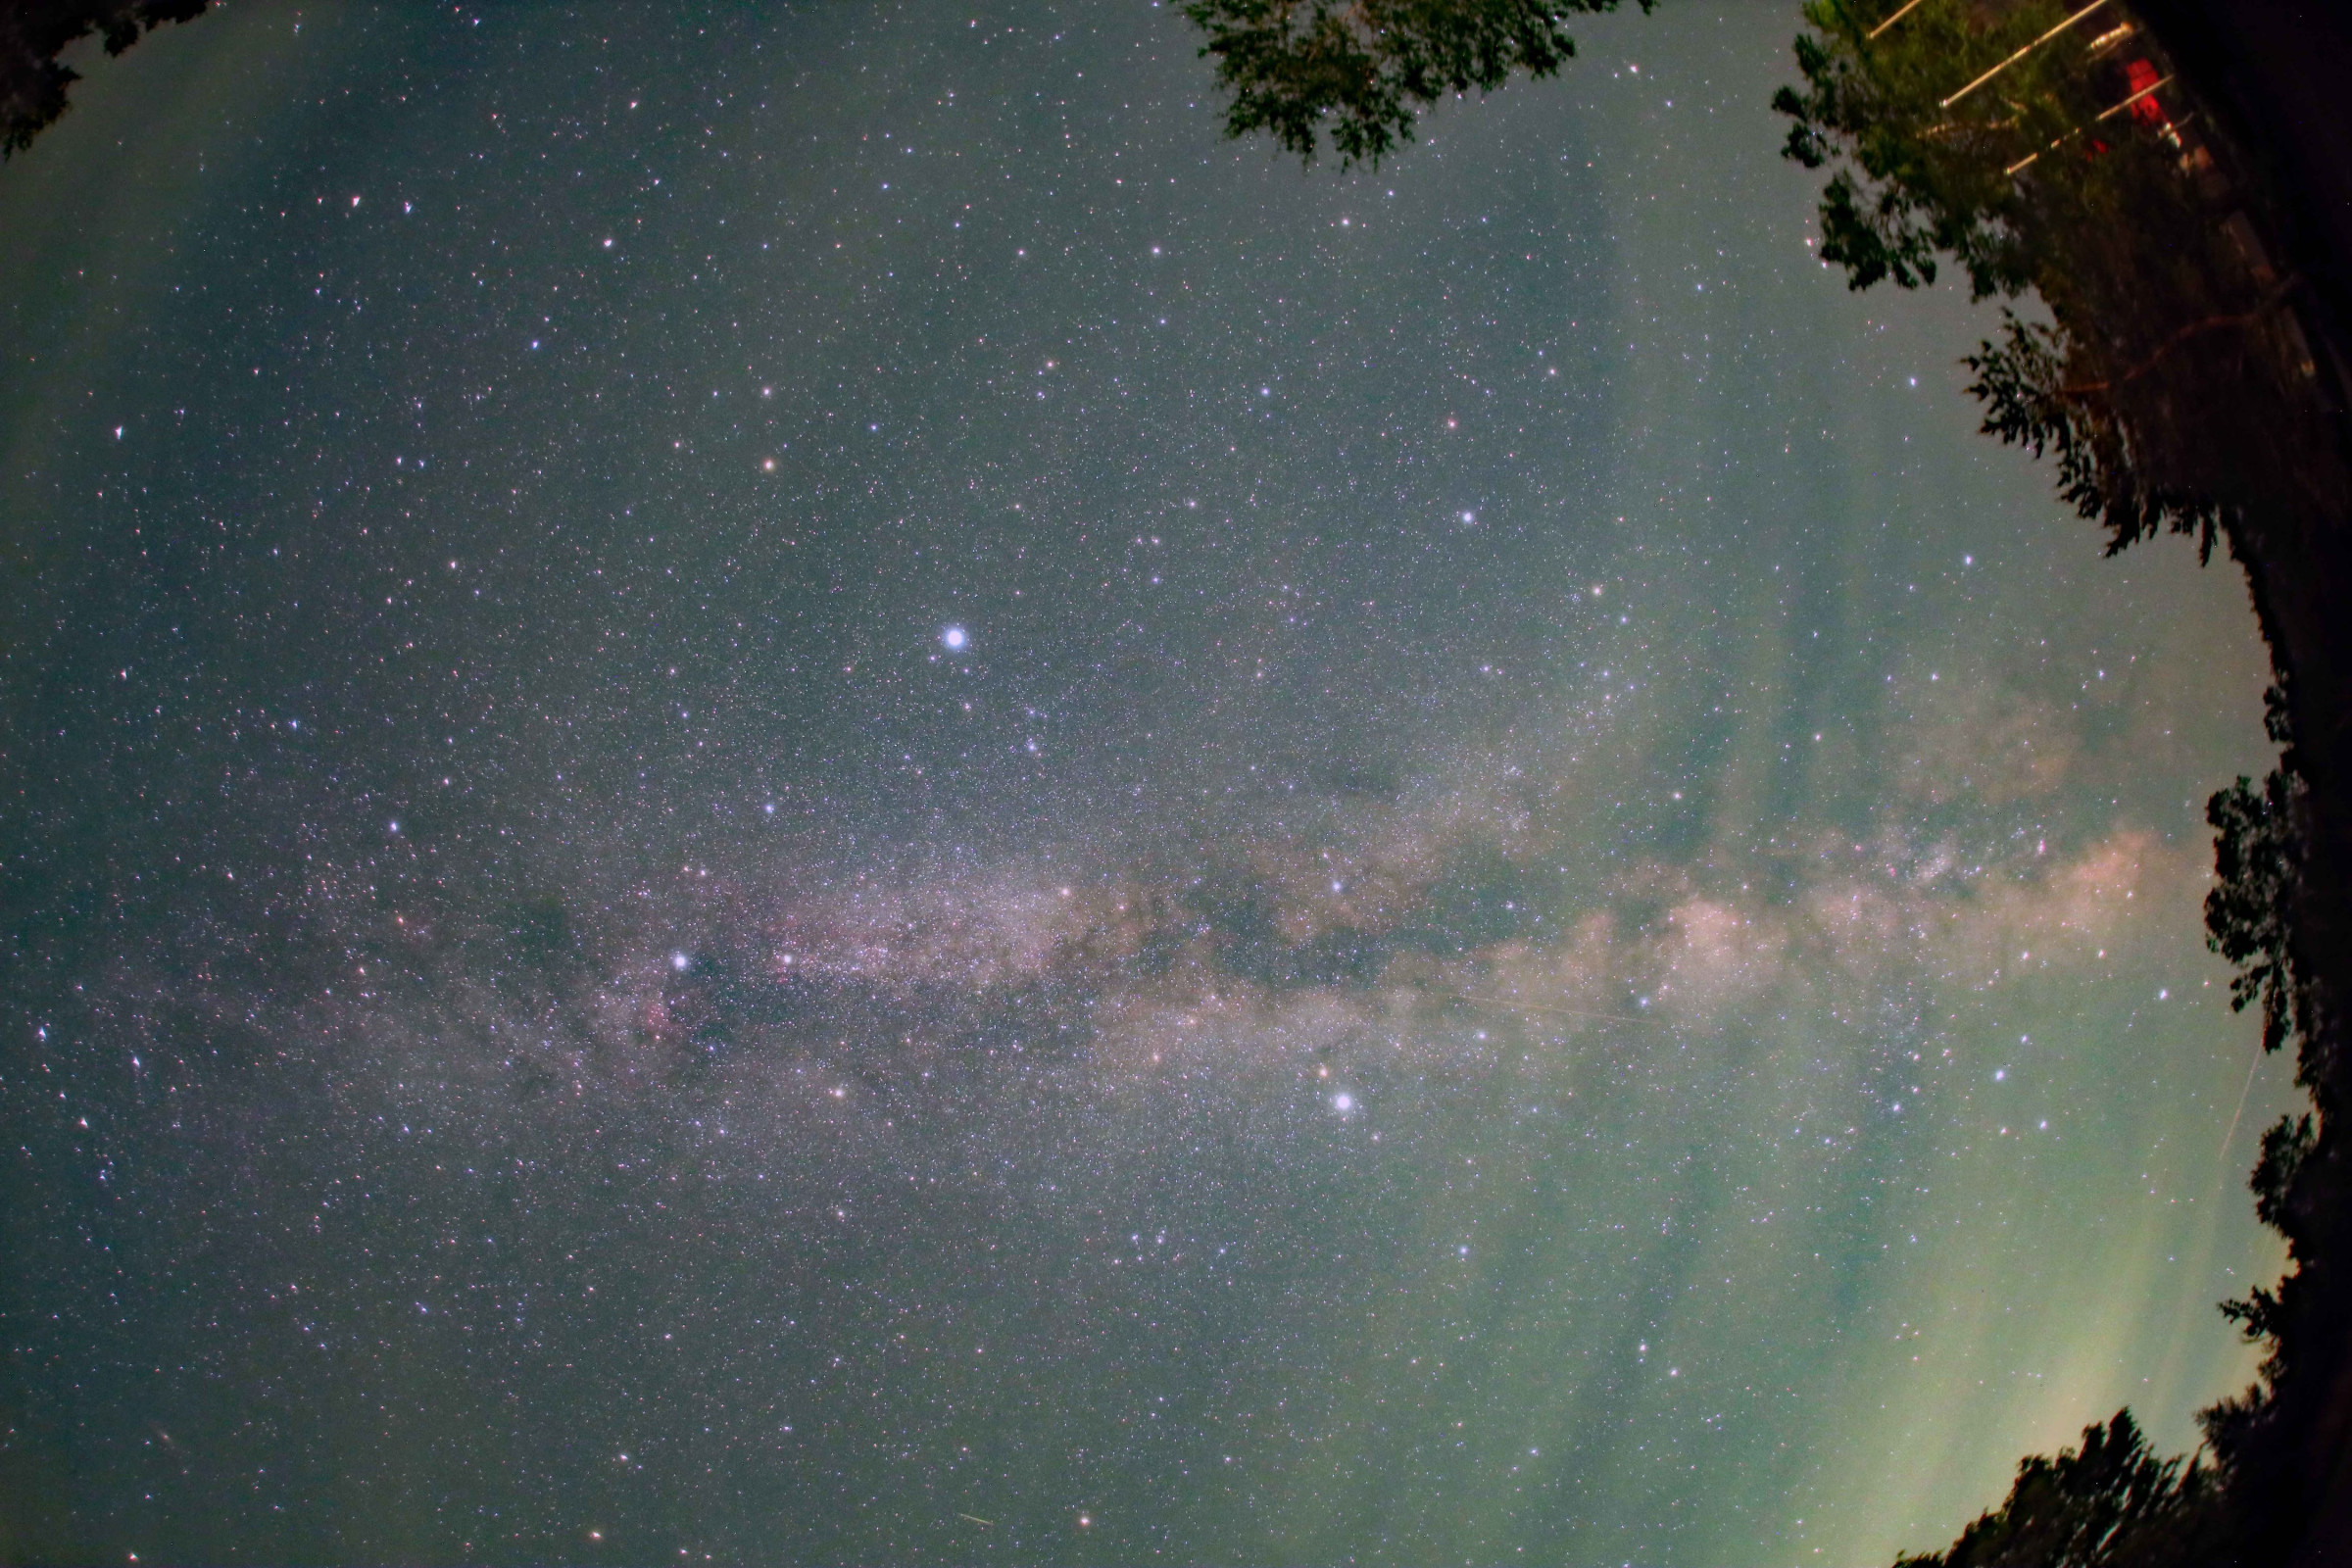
<box><xmin>1179</xmin><ymin>0</ymin><xmax>1647</xmax><ymax>169</ymax></box>
<box><xmin>1770</xmin><ymin>11</ymin><xmax>2352</xmax><ymax>1554</ymax></box>
<box><xmin>1</xmin><ymin>1</ymin><xmax>212</xmax><ymax>160</ymax></box>
<box><xmin>1889</xmin><ymin>1411</ymin><xmax>2233</xmax><ymax>1568</ymax></box>
<box><xmin>2205</xmin><ymin>760</ymin><xmax>2306</xmax><ymax>1056</ymax></box>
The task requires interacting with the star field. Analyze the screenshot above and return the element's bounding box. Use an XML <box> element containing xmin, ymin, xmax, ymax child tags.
<box><xmin>0</xmin><ymin>4</ymin><xmax>2300</xmax><ymax>1564</ymax></box>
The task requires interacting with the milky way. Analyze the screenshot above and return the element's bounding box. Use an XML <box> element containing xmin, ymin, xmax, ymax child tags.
<box><xmin>0</xmin><ymin>4</ymin><xmax>2299</xmax><ymax>1563</ymax></box>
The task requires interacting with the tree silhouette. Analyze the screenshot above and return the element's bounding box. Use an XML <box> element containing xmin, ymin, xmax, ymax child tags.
<box><xmin>1771</xmin><ymin>14</ymin><xmax>2352</xmax><ymax>1556</ymax></box>
<box><xmin>2</xmin><ymin>0</ymin><xmax>212</xmax><ymax>160</ymax></box>
<box><xmin>1771</xmin><ymin>2</ymin><xmax>2335</xmax><ymax>565</ymax></box>
<box><xmin>2205</xmin><ymin>764</ymin><xmax>2305</xmax><ymax>1056</ymax></box>
<box><xmin>1179</xmin><ymin>0</ymin><xmax>1647</xmax><ymax>169</ymax></box>
<box><xmin>1890</xmin><ymin>1411</ymin><xmax>2232</xmax><ymax>1568</ymax></box>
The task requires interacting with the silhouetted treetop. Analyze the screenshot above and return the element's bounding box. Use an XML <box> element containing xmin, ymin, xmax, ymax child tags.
<box><xmin>2</xmin><ymin>0</ymin><xmax>211</xmax><ymax>160</ymax></box>
<box><xmin>1891</xmin><ymin>1410</ymin><xmax>2232</xmax><ymax>1568</ymax></box>
<box><xmin>1179</xmin><ymin>0</ymin><xmax>1649</xmax><ymax>170</ymax></box>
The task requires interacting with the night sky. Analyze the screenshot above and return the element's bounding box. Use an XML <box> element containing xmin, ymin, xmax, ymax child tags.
<box><xmin>0</xmin><ymin>4</ymin><xmax>2303</xmax><ymax>1563</ymax></box>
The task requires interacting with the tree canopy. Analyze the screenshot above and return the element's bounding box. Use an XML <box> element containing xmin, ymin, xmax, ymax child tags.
<box><xmin>1891</xmin><ymin>1411</ymin><xmax>2232</xmax><ymax>1568</ymax></box>
<box><xmin>1</xmin><ymin>0</ymin><xmax>211</xmax><ymax>160</ymax></box>
<box><xmin>1179</xmin><ymin>0</ymin><xmax>1648</xmax><ymax>169</ymax></box>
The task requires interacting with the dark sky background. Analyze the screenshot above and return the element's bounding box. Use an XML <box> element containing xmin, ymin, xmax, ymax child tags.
<box><xmin>0</xmin><ymin>3</ymin><xmax>2301</xmax><ymax>1563</ymax></box>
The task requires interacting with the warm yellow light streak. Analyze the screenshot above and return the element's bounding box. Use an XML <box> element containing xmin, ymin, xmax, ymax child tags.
<box><xmin>2004</xmin><ymin>71</ymin><xmax>2174</xmax><ymax>176</ymax></box>
<box><xmin>1941</xmin><ymin>0</ymin><xmax>2112</xmax><ymax>110</ymax></box>
<box><xmin>1867</xmin><ymin>0</ymin><xmax>1931</xmax><ymax>41</ymax></box>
